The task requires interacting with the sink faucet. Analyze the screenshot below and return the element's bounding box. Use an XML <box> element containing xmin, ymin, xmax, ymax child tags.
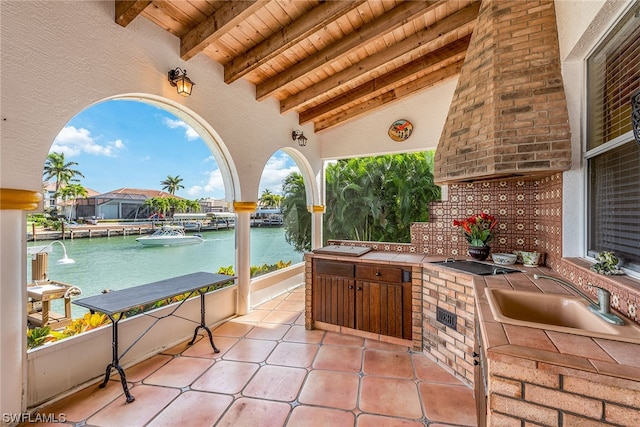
<box><xmin>533</xmin><ymin>274</ymin><xmax>624</xmax><ymax>325</ymax></box>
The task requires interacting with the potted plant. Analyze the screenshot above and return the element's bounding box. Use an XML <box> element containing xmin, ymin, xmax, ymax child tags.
<box><xmin>453</xmin><ymin>213</ymin><xmax>498</xmax><ymax>261</ymax></box>
<box><xmin>590</xmin><ymin>251</ymin><xmax>624</xmax><ymax>275</ymax></box>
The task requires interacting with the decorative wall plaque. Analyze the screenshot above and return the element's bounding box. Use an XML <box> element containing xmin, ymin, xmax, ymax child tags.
<box><xmin>388</xmin><ymin>119</ymin><xmax>413</xmax><ymax>142</ymax></box>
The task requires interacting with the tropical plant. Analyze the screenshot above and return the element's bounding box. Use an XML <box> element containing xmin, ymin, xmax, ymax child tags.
<box><xmin>160</xmin><ymin>175</ymin><xmax>184</xmax><ymax>195</ymax></box>
<box><xmin>280</xmin><ymin>172</ymin><xmax>312</xmax><ymax>252</ymax></box>
<box><xmin>27</xmin><ymin>326</ymin><xmax>54</xmax><ymax>349</ymax></box>
<box><xmin>43</xmin><ymin>152</ymin><xmax>85</xmax><ymax>198</ymax></box>
<box><xmin>259</xmin><ymin>189</ymin><xmax>283</xmax><ymax>208</ymax></box>
<box><xmin>58</xmin><ymin>183</ymin><xmax>88</xmax><ymax>222</ymax></box>
<box><xmin>186</xmin><ymin>199</ymin><xmax>202</xmax><ymax>213</ymax></box>
<box><xmin>324</xmin><ymin>152</ymin><xmax>440</xmax><ymax>243</ymax></box>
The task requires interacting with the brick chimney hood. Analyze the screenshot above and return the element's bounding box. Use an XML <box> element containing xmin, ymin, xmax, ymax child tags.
<box><xmin>434</xmin><ymin>0</ymin><xmax>571</xmax><ymax>184</ymax></box>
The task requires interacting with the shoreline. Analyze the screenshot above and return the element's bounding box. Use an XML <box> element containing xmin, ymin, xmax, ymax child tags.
<box><xmin>27</xmin><ymin>223</ymin><xmax>232</xmax><ymax>242</ymax></box>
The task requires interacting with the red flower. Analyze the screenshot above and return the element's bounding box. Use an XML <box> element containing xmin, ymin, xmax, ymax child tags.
<box><xmin>453</xmin><ymin>212</ymin><xmax>498</xmax><ymax>247</ymax></box>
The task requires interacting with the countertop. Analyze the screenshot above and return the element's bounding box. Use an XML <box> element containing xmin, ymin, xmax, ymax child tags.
<box><xmin>424</xmin><ymin>261</ymin><xmax>640</xmax><ymax>385</ymax></box>
<box><xmin>307</xmin><ymin>249</ymin><xmax>640</xmax><ymax>384</ymax></box>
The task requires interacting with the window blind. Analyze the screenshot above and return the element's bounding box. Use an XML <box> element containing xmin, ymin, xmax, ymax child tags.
<box><xmin>587</xmin><ymin>8</ymin><xmax>640</xmax><ymax>150</ymax></box>
<box><xmin>589</xmin><ymin>142</ymin><xmax>640</xmax><ymax>269</ymax></box>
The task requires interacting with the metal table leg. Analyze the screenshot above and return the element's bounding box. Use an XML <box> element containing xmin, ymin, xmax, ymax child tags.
<box><xmin>99</xmin><ymin>315</ymin><xmax>135</xmax><ymax>403</ymax></box>
<box><xmin>188</xmin><ymin>290</ymin><xmax>220</xmax><ymax>353</ymax></box>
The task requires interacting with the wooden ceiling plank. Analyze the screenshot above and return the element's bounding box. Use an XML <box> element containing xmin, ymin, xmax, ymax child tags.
<box><xmin>255</xmin><ymin>0</ymin><xmax>442</xmax><ymax>101</ymax></box>
<box><xmin>314</xmin><ymin>59</ymin><xmax>464</xmax><ymax>132</ymax></box>
<box><xmin>299</xmin><ymin>35</ymin><xmax>471</xmax><ymax>124</ymax></box>
<box><xmin>180</xmin><ymin>1</ymin><xmax>268</xmax><ymax>61</ymax></box>
<box><xmin>280</xmin><ymin>3</ymin><xmax>479</xmax><ymax>113</ymax></box>
<box><xmin>224</xmin><ymin>0</ymin><xmax>366</xmax><ymax>84</ymax></box>
<box><xmin>115</xmin><ymin>0</ymin><xmax>152</xmax><ymax>27</ymax></box>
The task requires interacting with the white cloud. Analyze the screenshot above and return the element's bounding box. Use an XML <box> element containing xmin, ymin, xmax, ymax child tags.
<box><xmin>186</xmin><ymin>168</ymin><xmax>225</xmax><ymax>199</ymax></box>
<box><xmin>163</xmin><ymin>117</ymin><xmax>200</xmax><ymax>140</ymax></box>
<box><xmin>259</xmin><ymin>154</ymin><xmax>300</xmax><ymax>195</ymax></box>
<box><xmin>51</xmin><ymin>126</ymin><xmax>124</xmax><ymax>157</ymax></box>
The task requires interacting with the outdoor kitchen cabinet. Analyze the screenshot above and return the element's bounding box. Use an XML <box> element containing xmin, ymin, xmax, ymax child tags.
<box><xmin>312</xmin><ymin>259</ymin><xmax>412</xmax><ymax>339</ymax></box>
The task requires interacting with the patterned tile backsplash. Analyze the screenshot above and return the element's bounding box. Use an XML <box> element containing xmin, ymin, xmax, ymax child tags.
<box><xmin>327</xmin><ymin>172</ymin><xmax>640</xmax><ymax>324</ymax></box>
<box><xmin>411</xmin><ymin>173</ymin><xmax>563</xmax><ymax>269</ymax></box>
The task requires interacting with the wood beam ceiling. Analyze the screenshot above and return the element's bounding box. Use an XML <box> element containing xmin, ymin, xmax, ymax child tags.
<box><xmin>114</xmin><ymin>0</ymin><xmax>479</xmax><ymax>133</ymax></box>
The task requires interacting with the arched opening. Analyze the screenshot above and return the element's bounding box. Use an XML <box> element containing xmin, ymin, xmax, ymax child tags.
<box><xmin>27</xmin><ymin>96</ymin><xmax>242</xmax><ymax>328</ymax></box>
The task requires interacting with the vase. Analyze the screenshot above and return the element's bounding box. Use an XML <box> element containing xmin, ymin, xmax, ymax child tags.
<box><xmin>468</xmin><ymin>245</ymin><xmax>490</xmax><ymax>261</ymax></box>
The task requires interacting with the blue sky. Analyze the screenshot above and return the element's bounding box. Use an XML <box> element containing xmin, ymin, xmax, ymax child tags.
<box><xmin>50</xmin><ymin>100</ymin><xmax>299</xmax><ymax>200</ymax></box>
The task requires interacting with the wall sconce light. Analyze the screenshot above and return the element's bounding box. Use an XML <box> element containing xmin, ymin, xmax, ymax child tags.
<box><xmin>292</xmin><ymin>130</ymin><xmax>308</xmax><ymax>147</ymax></box>
<box><xmin>168</xmin><ymin>67</ymin><xmax>195</xmax><ymax>96</ymax></box>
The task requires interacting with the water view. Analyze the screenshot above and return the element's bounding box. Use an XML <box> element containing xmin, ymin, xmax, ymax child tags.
<box><xmin>27</xmin><ymin>227</ymin><xmax>304</xmax><ymax>318</ymax></box>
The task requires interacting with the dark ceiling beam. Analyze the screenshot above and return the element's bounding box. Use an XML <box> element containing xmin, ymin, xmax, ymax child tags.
<box><xmin>299</xmin><ymin>35</ymin><xmax>471</xmax><ymax>124</ymax></box>
<box><xmin>255</xmin><ymin>0</ymin><xmax>442</xmax><ymax>101</ymax></box>
<box><xmin>224</xmin><ymin>0</ymin><xmax>367</xmax><ymax>84</ymax></box>
<box><xmin>180</xmin><ymin>1</ymin><xmax>267</xmax><ymax>61</ymax></box>
<box><xmin>115</xmin><ymin>0</ymin><xmax>151</xmax><ymax>27</ymax></box>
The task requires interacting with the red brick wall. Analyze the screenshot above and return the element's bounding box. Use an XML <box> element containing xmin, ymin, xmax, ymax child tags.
<box><xmin>434</xmin><ymin>0</ymin><xmax>571</xmax><ymax>184</ymax></box>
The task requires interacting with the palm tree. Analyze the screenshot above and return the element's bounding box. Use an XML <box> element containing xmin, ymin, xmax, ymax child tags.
<box><xmin>281</xmin><ymin>172</ymin><xmax>311</xmax><ymax>252</ymax></box>
<box><xmin>186</xmin><ymin>199</ymin><xmax>202</xmax><ymax>213</ymax></box>
<box><xmin>160</xmin><ymin>175</ymin><xmax>184</xmax><ymax>195</ymax></box>
<box><xmin>58</xmin><ymin>183</ymin><xmax>88</xmax><ymax>222</ymax></box>
<box><xmin>259</xmin><ymin>189</ymin><xmax>282</xmax><ymax>208</ymax></box>
<box><xmin>43</xmin><ymin>152</ymin><xmax>85</xmax><ymax>197</ymax></box>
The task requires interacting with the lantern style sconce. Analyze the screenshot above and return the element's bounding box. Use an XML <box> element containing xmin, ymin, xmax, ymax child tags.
<box><xmin>292</xmin><ymin>130</ymin><xmax>308</xmax><ymax>147</ymax></box>
<box><xmin>168</xmin><ymin>67</ymin><xmax>195</xmax><ymax>96</ymax></box>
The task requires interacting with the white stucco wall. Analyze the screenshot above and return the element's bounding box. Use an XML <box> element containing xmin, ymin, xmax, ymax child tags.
<box><xmin>318</xmin><ymin>78</ymin><xmax>458</xmax><ymax>160</ymax></box>
<box><xmin>0</xmin><ymin>0</ymin><xmax>320</xmax><ymax>203</ymax></box>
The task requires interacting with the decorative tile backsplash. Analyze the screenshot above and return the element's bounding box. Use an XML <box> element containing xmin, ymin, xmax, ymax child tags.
<box><xmin>411</xmin><ymin>173</ymin><xmax>563</xmax><ymax>268</ymax></box>
<box><xmin>327</xmin><ymin>172</ymin><xmax>640</xmax><ymax>324</ymax></box>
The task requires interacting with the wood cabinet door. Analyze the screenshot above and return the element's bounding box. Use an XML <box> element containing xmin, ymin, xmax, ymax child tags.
<box><xmin>355</xmin><ymin>281</ymin><xmax>407</xmax><ymax>338</ymax></box>
<box><xmin>313</xmin><ymin>275</ymin><xmax>355</xmax><ymax>329</ymax></box>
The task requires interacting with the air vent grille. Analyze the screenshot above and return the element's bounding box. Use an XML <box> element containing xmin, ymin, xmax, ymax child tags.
<box><xmin>436</xmin><ymin>307</ymin><xmax>457</xmax><ymax>330</ymax></box>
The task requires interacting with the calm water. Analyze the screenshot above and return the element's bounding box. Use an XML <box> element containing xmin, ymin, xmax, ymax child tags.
<box><xmin>27</xmin><ymin>227</ymin><xmax>303</xmax><ymax>318</ymax></box>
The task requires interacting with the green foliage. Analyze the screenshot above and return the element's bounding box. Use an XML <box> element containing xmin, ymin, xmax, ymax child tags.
<box><xmin>281</xmin><ymin>173</ymin><xmax>312</xmax><ymax>252</ymax></box>
<box><xmin>27</xmin><ymin>326</ymin><xmax>53</xmax><ymax>349</ymax></box>
<box><xmin>43</xmin><ymin>152</ymin><xmax>85</xmax><ymax>197</ymax></box>
<box><xmin>160</xmin><ymin>175</ymin><xmax>184</xmax><ymax>195</ymax></box>
<box><xmin>591</xmin><ymin>251</ymin><xmax>624</xmax><ymax>275</ymax></box>
<box><xmin>323</xmin><ymin>152</ymin><xmax>441</xmax><ymax>243</ymax></box>
<box><xmin>259</xmin><ymin>189</ymin><xmax>283</xmax><ymax>208</ymax></box>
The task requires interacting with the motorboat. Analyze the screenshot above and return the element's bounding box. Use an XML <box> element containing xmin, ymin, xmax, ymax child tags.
<box><xmin>136</xmin><ymin>226</ymin><xmax>204</xmax><ymax>246</ymax></box>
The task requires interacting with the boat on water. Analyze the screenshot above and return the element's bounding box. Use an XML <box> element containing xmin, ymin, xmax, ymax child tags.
<box><xmin>135</xmin><ymin>226</ymin><xmax>204</xmax><ymax>246</ymax></box>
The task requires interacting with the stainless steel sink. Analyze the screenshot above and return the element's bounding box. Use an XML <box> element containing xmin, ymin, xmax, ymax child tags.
<box><xmin>485</xmin><ymin>288</ymin><xmax>640</xmax><ymax>344</ymax></box>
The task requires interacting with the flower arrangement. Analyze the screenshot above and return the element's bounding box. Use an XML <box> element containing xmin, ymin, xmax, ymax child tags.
<box><xmin>453</xmin><ymin>213</ymin><xmax>498</xmax><ymax>247</ymax></box>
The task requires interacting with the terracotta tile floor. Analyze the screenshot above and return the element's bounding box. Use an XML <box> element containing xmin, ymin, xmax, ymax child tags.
<box><xmin>29</xmin><ymin>285</ymin><xmax>477</xmax><ymax>426</ymax></box>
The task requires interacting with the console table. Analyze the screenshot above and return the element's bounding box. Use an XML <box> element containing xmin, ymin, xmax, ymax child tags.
<box><xmin>74</xmin><ymin>271</ymin><xmax>235</xmax><ymax>403</ymax></box>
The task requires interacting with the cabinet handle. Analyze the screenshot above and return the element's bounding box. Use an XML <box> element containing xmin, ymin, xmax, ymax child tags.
<box><xmin>357</xmin><ymin>287</ymin><xmax>362</xmax><ymax>291</ymax></box>
<box><xmin>472</xmin><ymin>352</ymin><xmax>479</xmax><ymax>358</ymax></box>
<box><xmin>348</xmin><ymin>285</ymin><xmax>354</xmax><ymax>289</ymax></box>
<box><xmin>375</xmin><ymin>271</ymin><xmax>381</xmax><ymax>276</ymax></box>
<box><xmin>474</xmin><ymin>360</ymin><xmax>480</xmax><ymax>366</ymax></box>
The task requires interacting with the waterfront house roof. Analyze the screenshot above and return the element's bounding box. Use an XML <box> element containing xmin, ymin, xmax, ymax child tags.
<box><xmin>94</xmin><ymin>188</ymin><xmax>182</xmax><ymax>201</ymax></box>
